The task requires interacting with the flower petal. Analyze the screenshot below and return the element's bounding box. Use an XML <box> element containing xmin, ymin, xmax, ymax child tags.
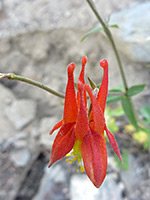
<box><xmin>63</xmin><ymin>63</ymin><xmax>78</xmax><ymax>123</ymax></box>
<box><xmin>81</xmin><ymin>128</ymin><xmax>107</xmax><ymax>188</ymax></box>
<box><xmin>97</xmin><ymin>59</ymin><xmax>108</xmax><ymax>113</ymax></box>
<box><xmin>79</xmin><ymin>56</ymin><xmax>87</xmax><ymax>84</ymax></box>
<box><xmin>49</xmin><ymin>120</ymin><xmax>63</xmax><ymax>135</ymax></box>
<box><xmin>84</xmin><ymin>84</ymin><xmax>105</xmax><ymax>135</ymax></box>
<box><xmin>49</xmin><ymin>123</ymin><xmax>75</xmax><ymax>167</ymax></box>
<box><xmin>75</xmin><ymin>81</ymin><xmax>88</xmax><ymax>140</ymax></box>
<box><xmin>105</xmin><ymin>125</ymin><xmax>122</xmax><ymax>163</ymax></box>
<box><xmin>77</xmin><ymin>56</ymin><xmax>87</xmax><ymax>107</ymax></box>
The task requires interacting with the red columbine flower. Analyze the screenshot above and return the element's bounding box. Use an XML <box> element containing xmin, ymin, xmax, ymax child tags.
<box><xmin>49</xmin><ymin>56</ymin><xmax>122</xmax><ymax>188</ymax></box>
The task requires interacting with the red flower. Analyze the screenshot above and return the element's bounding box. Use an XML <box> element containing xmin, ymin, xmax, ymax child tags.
<box><xmin>49</xmin><ymin>56</ymin><xmax>122</xmax><ymax>188</ymax></box>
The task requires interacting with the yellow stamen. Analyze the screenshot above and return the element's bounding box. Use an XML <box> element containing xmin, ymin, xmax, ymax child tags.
<box><xmin>80</xmin><ymin>165</ymin><xmax>85</xmax><ymax>173</ymax></box>
<box><xmin>65</xmin><ymin>140</ymin><xmax>85</xmax><ymax>173</ymax></box>
<box><xmin>66</xmin><ymin>153</ymin><xmax>71</xmax><ymax>157</ymax></box>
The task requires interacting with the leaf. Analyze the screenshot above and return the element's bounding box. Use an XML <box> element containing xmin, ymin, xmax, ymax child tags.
<box><xmin>88</xmin><ymin>77</ymin><xmax>96</xmax><ymax>89</ymax></box>
<box><xmin>121</xmin><ymin>96</ymin><xmax>139</xmax><ymax>130</ymax></box>
<box><xmin>127</xmin><ymin>84</ymin><xmax>146</xmax><ymax>96</ymax></box>
<box><xmin>80</xmin><ymin>24</ymin><xmax>119</xmax><ymax>42</ymax></box>
<box><xmin>110</xmin><ymin>24</ymin><xmax>119</xmax><ymax>28</ymax></box>
<box><xmin>140</xmin><ymin>105</ymin><xmax>150</xmax><ymax>120</ymax></box>
<box><xmin>107</xmin><ymin>95</ymin><xmax>121</xmax><ymax>104</ymax></box>
<box><xmin>80</xmin><ymin>26</ymin><xmax>103</xmax><ymax>42</ymax></box>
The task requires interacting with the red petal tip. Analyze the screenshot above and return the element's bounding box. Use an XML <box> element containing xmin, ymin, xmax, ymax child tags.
<box><xmin>68</xmin><ymin>63</ymin><xmax>76</xmax><ymax>72</ymax></box>
<box><xmin>82</xmin><ymin>56</ymin><xmax>88</xmax><ymax>66</ymax></box>
<box><xmin>100</xmin><ymin>59</ymin><xmax>108</xmax><ymax>68</ymax></box>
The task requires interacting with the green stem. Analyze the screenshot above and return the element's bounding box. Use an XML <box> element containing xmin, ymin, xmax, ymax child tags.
<box><xmin>86</xmin><ymin>0</ymin><xmax>140</xmax><ymax>130</ymax></box>
<box><xmin>86</xmin><ymin>0</ymin><xmax>128</xmax><ymax>91</ymax></box>
<box><xmin>0</xmin><ymin>73</ymin><xmax>65</xmax><ymax>99</ymax></box>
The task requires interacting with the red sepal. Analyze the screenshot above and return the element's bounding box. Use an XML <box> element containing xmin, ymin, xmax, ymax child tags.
<box><xmin>75</xmin><ymin>81</ymin><xmax>88</xmax><ymax>140</ymax></box>
<box><xmin>97</xmin><ymin>59</ymin><xmax>108</xmax><ymax>113</ymax></box>
<box><xmin>81</xmin><ymin>128</ymin><xmax>107</xmax><ymax>188</ymax></box>
<box><xmin>49</xmin><ymin>120</ymin><xmax>63</xmax><ymax>135</ymax></box>
<box><xmin>84</xmin><ymin>84</ymin><xmax>105</xmax><ymax>135</ymax></box>
<box><xmin>105</xmin><ymin>125</ymin><xmax>122</xmax><ymax>163</ymax></box>
<box><xmin>63</xmin><ymin>63</ymin><xmax>78</xmax><ymax>124</ymax></box>
<box><xmin>49</xmin><ymin>123</ymin><xmax>75</xmax><ymax>167</ymax></box>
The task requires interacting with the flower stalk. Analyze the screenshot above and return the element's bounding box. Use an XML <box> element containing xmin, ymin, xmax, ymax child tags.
<box><xmin>86</xmin><ymin>0</ymin><xmax>139</xmax><ymax>129</ymax></box>
<box><xmin>0</xmin><ymin>73</ymin><xmax>65</xmax><ymax>98</ymax></box>
<box><xmin>86</xmin><ymin>0</ymin><xmax>128</xmax><ymax>91</ymax></box>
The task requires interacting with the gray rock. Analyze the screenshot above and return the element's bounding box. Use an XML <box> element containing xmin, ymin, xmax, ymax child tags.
<box><xmin>0</xmin><ymin>38</ymin><xmax>10</xmax><ymax>54</ymax></box>
<box><xmin>33</xmin><ymin>164</ymin><xmax>68</xmax><ymax>200</ymax></box>
<box><xmin>0</xmin><ymin>83</ymin><xmax>15</xmax><ymax>104</ymax></box>
<box><xmin>0</xmin><ymin>84</ymin><xmax>16</xmax><ymax>143</ymax></box>
<box><xmin>110</xmin><ymin>2</ymin><xmax>150</xmax><ymax>62</ymax></box>
<box><xmin>70</xmin><ymin>174</ymin><xmax>99</xmax><ymax>200</ymax></box>
<box><xmin>5</xmin><ymin>99</ymin><xmax>37</xmax><ymax>130</ymax></box>
<box><xmin>1</xmin><ymin>132</ymin><xmax>27</xmax><ymax>151</ymax></box>
<box><xmin>70</xmin><ymin>173</ymin><xmax>124</xmax><ymax>200</ymax></box>
<box><xmin>38</xmin><ymin>117</ymin><xmax>59</xmax><ymax>148</ymax></box>
<box><xmin>120</xmin><ymin>154</ymin><xmax>146</xmax><ymax>193</ymax></box>
<box><xmin>0</xmin><ymin>50</ymin><xmax>29</xmax><ymax>73</ymax></box>
<box><xmin>0</xmin><ymin>0</ymin><xmax>137</xmax><ymax>38</ymax></box>
<box><xmin>13</xmin><ymin>139</ymin><xmax>28</xmax><ymax>149</ymax></box>
<box><xmin>98</xmin><ymin>173</ymin><xmax>123</xmax><ymax>200</ymax></box>
<box><xmin>19</xmin><ymin>33</ymin><xmax>50</xmax><ymax>61</ymax></box>
<box><xmin>9</xmin><ymin>148</ymin><xmax>31</xmax><ymax>167</ymax></box>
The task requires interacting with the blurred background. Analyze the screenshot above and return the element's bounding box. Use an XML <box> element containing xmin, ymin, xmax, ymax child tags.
<box><xmin>0</xmin><ymin>0</ymin><xmax>150</xmax><ymax>200</ymax></box>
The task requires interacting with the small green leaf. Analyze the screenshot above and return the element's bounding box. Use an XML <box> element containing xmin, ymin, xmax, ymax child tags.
<box><xmin>127</xmin><ymin>84</ymin><xmax>146</xmax><ymax>96</ymax></box>
<box><xmin>121</xmin><ymin>96</ymin><xmax>139</xmax><ymax>130</ymax></box>
<box><xmin>80</xmin><ymin>26</ymin><xmax>103</xmax><ymax>42</ymax></box>
<box><xmin>110</xmin><ymin>24</ymin><xmax>119</xmax><ymax>28</ymax></box>
<box><xmin>140</xmin><ymin>105</ymin><xmax>150</xmax><ymax>120</ymax></box>
<box><xmin>88</xmin><ymin>77</ymin><xmax>97</xmax><ymax>89</ymax></box>
<box><xmin>107</xmin><ymin>95</ymin><xmax>121</xmax><ymax>104</ymax></box>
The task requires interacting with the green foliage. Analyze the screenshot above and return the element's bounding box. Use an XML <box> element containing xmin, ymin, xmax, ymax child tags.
<box><xmin>107</xmin><ymin>87</ymin><xmax>123</xmax><ymax>104</ymax></box>
<box><xmin>81</xmin><ymin>77</ymin><xmax>146</xmax><ymax>132</ymax></box>
<box><xmin>114</xmin><ymin>150</ymin><xmax>129</xmax><ymax>170</ymax></box>
<box><xmin>125</xmin><ymin>115</ymin><xmax>150</xmax><ymax>150</ymax></box>
<box><xmin>127</xmin><ymin>84</ymin><xmax>146</xmax><ymax>97</ymax></box>
<box><xmin>107</xmin><ymin>95</ymin><xmax>121</xmax><ymax>104</ymax></box>
<box><xmin>140</xmin><ymin>105</ymin><xmax>150</xmax><ymax>125</ymax></box>
<box><xmin>80</xmin><ymin>24</ymin><xmax>119</xmax><ymax>42</ymax></box>
<box><xmin>106</xmin><ymin>106</ymin><xmax>124</xmax><ymax>117</ymax></box>
<box><xmin>80</xmin><ymin>26</ymin><xmax>104</xmax><ymax>42</ymax></box>
<box><xmin>105</xmin><ymin>106</ymin><xmax>124</xmax><ymax>133</ymax></box>
<box><xmin>121</xmin><ymin>96</ymin><xmax>139</xmax><ymax>130</ymax></box>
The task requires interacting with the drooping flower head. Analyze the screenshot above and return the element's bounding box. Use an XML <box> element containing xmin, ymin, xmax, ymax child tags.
<box><xmin>49</xmin><ymin>56</ymin><xmax>122</xmax><ymax>188</ymax></box>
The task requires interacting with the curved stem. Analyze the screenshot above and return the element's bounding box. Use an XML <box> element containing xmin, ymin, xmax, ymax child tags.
<box><xmin>86</xmin><ymin>0</ymin><xmax>140</xmax><ymax>130</ymax></box>
<box><xmin>86</xmin><ymin>0</ymin><xmax>128</xmax><ymax>91</ymax></box>
<box><xmin>0</xmin><ymin>73</ymin><xmax>65</xmax><ymax>99</ymax></box>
